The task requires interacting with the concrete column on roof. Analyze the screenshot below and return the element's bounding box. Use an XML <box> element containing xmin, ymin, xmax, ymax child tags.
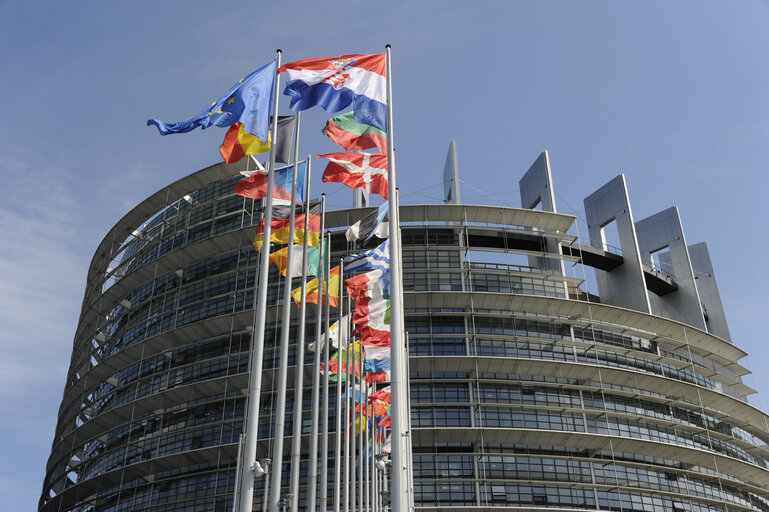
<box><xmin>583</xmin><ymin>174</ymin><xmax>651</xmax><ymax>313</ymax></box>
<box><xmin>688</xmin><ymin>242</ymin><xmax>732</xmax><ymax>342</ymax></box>
<box><xmin>519</xmin><ymin>151</ymin><xmax>567</xmax><ymax>284</ymax></box>
<box><xmin>635</xmin><ymin>207</ymin><xmax>707</xmax><ymax>330</ymax></box>
<box><xmin>443</xmin><ymin>140</ymin><xmax>461</xmax><ymax>204</ymax></box>
<box><xmin>353</xmin><ymin>188</ymin><xmax>369</xmax><ymax>208</ymax></box>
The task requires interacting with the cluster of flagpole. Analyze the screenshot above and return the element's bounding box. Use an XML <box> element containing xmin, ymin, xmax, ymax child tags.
<box><xmin>147</xmin><ymin>45</ymin><xmax>411</xmax><ymax>512</ymax></box>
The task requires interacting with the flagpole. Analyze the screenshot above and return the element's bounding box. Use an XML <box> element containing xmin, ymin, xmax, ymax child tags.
<box><xmin>289</xmin><ymin>152</ymin><xmax>310</xmax><ymax>511</ymax></box>
<box><xmin>307</xmin><ymin>194</ymin><xmax>327</xmax><ymax>512</ymax></box>
<box><xmin>269</xmin><ymin>119</ymin><xmax>304</xmax><ymax>512</ymax></box>
<box><xmin>238</xmin><ymin>49</ymin><xmax>282</xmax><ymax>512</ymax></box>
<box><xmin>357</xmin><ymin>358</ymin><xmax>364</xmax><ymax>512</ymax></box>
<box><xmin>344</xmin><ymin>288</ymin><xmax>351</xmax><ymax>512</ymax></box>
<box><xmin>383</xmin><ymin>44</ymin><xmax>412</xmax><ymax>512</ymax></box>
<box><xmin>334</xmin><ymin>259</ymin><xmax>345</xmax><ymax>512</ymax></box>
<box><xmin>321</xmin><ymin>232</ymin><xmax>332</xmax><ymax>512</ymax></box>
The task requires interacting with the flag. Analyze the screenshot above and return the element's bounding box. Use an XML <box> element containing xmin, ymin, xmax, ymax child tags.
<box><xmin>323</xmin><ymin>111</ymin><xmax>386</xmax><ymax>152</ymax></box>
<box><xmin>363</xmin><ymin>345</ymin><xmax>390</xmax><ymax>372</ymax></box>
<box><xmin>367</xmin><ymin>371</ymin><xmax>390</xmax><ymax>383</ymax></box>
<box><xmin>371</xmin><ymin>400</ymin><xmax>390</xmax><ymax>416</ymax></box>
<box><xmin>343</xmin><ymin>239</ymin><xmax>390</xmax><ymax>273</ymax></box>
<box><xmin>346</xmin><ymin>202</ymin><xmax>389</xmax><ymax>242</ymax></box>
<box><xmin>321</xmin><ymin>340</ymin><xmax>361</xmax><ymax>377</ymax></box>
<box><xmin>308</xmin><ymin>316</ymin><xmax>349</xmax><ymax>352</ymax></box>
<box><xmin>278</xmin><ymin>54</ymin><xmax>386</xmax><ymax>131</ymax></box>
<box><xmin>269</xmin><ymin>245</ymin><xmax>320</xmax><ymax>278</ymax></box>
<box><xmin>255</xmin><ymin>201</ymin><xmax>321</xmax><ymax>250</ymax></box>
<box><xmin>377</xmin><ymin>416</ymin><xmax>391</xmax><ymax>428</ymax></box>
<box><xmin>292</xmin><ymin>265</ymin><xmax>340</xmax><ymax>308</ymax></box>
<box><xmin>368</xmin><ymin>386</ymin><xmax>391</xmax><ymax>403</ymax></box>
<box><xmin>345</xmin><ymin>269</ymin><xmax>391</xmax><ymax>346</ymax></box>
<box><xmin>148</xmin><ymin>59</ymin><xmax>277</xmax><ymax>140</ymax></box>
<box><xmin>234</xmin><ymin>161</ymin><xmax>306</xmax><ymax>204</ymax></box>
<box><xmin>220</xmin><ymin>116</ymin><xmax>295</xmax><ymax>164</ymax></box>
<box><xmin>319</xmin><ymin>152</ymin><xmax>388</xmax><ymax>199</ymax></box>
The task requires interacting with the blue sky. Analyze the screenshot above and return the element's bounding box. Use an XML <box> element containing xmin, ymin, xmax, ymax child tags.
<box><xmin>2</xmin><ymin>1</ymin><xmax>768</xmax><ymax>509</ymax></box>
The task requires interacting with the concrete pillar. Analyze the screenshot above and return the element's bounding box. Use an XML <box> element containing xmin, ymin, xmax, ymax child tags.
<box><xmin>688</xmin><ymin>242</ymin><xmax>732</xmax><ymax>341</ymax></box>
<box><xmin>583</xmin><ymin>175</ymin><xmax>651</xmax><ymax>313</ymax></box>
<box><xmin>443</xmin><ymin>140</ymin><xmax>461</xmax><ymax>204</ymax></box>
<box><xmin>635</xmin><ymin>207</ymin><xmax>707</xmax><ymax>330</ymax></box>
<box><xmin>519</xmin><ymin>151</ymin><xmax>566</xmax><ymax>278</ymax></box>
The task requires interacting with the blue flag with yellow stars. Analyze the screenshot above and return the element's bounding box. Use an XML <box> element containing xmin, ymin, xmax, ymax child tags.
<box><xmin>147</xmin><ymin>59</ymin><xmax>276</xmax><ymax>141</ymax></box>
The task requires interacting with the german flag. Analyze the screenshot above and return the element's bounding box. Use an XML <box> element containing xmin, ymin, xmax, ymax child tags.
<box><xmin>255</xmin><ymin>201</ymin><xmax>321</xmax><ymax>250</ymax></box>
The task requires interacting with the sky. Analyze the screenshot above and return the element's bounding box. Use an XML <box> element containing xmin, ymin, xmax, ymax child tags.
<box><xmin>1</xmin><ymin>1</ymin><xmax>768</xmax><ymax>510</ymax></box>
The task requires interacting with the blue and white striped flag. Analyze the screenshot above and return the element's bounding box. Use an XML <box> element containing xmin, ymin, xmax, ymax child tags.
<box><xmin>343</xmin><ymin>239</ymin><xmax>390</xmax><ymax>273</ymax></box>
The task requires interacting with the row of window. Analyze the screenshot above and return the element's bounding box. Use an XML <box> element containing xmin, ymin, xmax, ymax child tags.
<box><xmin>410</xmin><ymin>406</ymin><xmax>766</xmax><ymax>468</ymax></box>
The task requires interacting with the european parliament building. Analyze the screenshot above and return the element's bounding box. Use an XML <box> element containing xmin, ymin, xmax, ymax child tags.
<box><xmin>40</xmin><ymin>146</ymin><xmax>769</xmax><ymax>512</ymax></box>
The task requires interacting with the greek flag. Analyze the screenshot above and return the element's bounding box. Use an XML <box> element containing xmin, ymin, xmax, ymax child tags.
<box><xmin>343</xmin><ymin>239</ymin><xmax>389</xmax><ymax>273</ymax></box>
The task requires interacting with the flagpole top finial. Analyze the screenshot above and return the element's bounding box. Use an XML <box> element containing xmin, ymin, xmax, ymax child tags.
<box><xmin>276</xmin><ymin>48</ymin><xmax>282</xmax><ymax>54</ymax></box>
<box><xmin>385</xmin><ymin>44</ymin><xmax>391</xmax><ymax>49</ymax></box>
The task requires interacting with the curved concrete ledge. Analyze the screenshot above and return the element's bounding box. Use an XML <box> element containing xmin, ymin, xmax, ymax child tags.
<box><xmin>410</xmin><ymin>356</ymin><xmax>769</xmax><ymax>445</ymax></box>
<box><xmin>412</xmin><ymin>427</ymin><xmax>769</xmax><ymax>498</ymax></box>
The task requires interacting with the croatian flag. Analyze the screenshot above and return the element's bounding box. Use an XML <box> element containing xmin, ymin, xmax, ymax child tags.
<box><xmin>278</xmin><ymin>53</ymin><xmax>387</xmax><ymax>131</ymax></box>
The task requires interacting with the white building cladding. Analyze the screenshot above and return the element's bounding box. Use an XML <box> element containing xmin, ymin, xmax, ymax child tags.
<box><xmin>40</xmin><ymin>150</ymin><xmax>769</xmax><ymax>512</ymax></box>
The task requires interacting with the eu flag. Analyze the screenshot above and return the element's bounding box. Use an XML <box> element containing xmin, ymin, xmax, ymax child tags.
<box><xmin>147</xmin><ymin>59</ymin><xmax>277</xmax><ymax>141</ymax></box>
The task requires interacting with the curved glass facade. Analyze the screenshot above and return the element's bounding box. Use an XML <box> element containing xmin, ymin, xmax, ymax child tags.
<box><xmin>40</xmin><ymin>164</ymin><xmax>769</xmax><ymax>512</ymax></box>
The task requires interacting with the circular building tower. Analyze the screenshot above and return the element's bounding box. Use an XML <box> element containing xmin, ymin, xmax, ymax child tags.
<box><xmin>40</xmin><ymin>154</ymin><xmax>769</xmax><ymax>512</ymax></box>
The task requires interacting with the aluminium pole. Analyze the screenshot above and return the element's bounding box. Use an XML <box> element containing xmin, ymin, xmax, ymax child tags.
<box><xmin>321</xmin><ymin>232</ymin><xmax>333</xmax><ymax>511</ymax></box>
<box><xmin>333</xmin><ymin>259</ymin><xmax>345</xmax><ymax>512</ymax></box>
<box><xmin>307</xmin><ymin>195</ymin><xmax>327</xmax><ymax>512</ymax></box>
<box><xmin>231</xmin><ymin>434</ymin><xmax>244</xmax><ymax>512</ymax></box>
<box><xmin>289</xmin><ymin>149</ymin><xmax>311</xmax><ymax>512</ymax></box>
<box><xmin>343</xmin><ymin>289</ymin><xmax>351</xmax><ymax>512</ymax></box>
<box><xmin>383</xmin><ymin>44</ymin><xmax>412</xmax><ymax>512</ymax></box>
<box><xmin>269</xmin><ymin>121</ymin><xmax>304</xmax><ymax>512</ymax></box>
<box><xmin>238</xmin><ymin>49</ymin><xmax>282</xmax><ymax>512</ymax></box>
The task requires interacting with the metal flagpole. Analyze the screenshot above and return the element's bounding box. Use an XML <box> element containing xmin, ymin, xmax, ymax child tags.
<box><xmin>270</xmin><ymin>116</ymin><xmax>304</xmax><ymax>512</ymax></box>
<box><xmin>334</xmin><ymin>259</ymin><xmax>345</xmax><ymax>512</ymax></box>
<box><xmin>289</xmin><ymin>150</ymin><xmax>311</xmax><ymax>511</ymax></box>
<box><xmin>231</xmin><ymin>434</ymin><xmax>244</xmax><ymax>512</ymax></box>
<box><xmin>383</xmin><ymin>44</ymin><xmax>412</xmax><ymax>512</ymax></box>
<box><xmin>385</xmin><ymin>44</ymin><xmax>413</xmax><ymax>512</ymax></box>
<box><xmin>307</xmin><ymin>194</ymin><xmax>327</xmax><ymax>512</ymax></box>
<box><xmin>238</xmin><ymin>49</ymin><xmax>282</xmax><ymax>512</ymax></box>
<box><xmin>344</xmin><ymin>288</ymin><xmax>351</xmax><ymax>512</ymax></box>
<box><xmin>321</xmin><ymin>232</ymin><xmax>332</xmax><ymax>511</ymax></box>
<box><xmin>357</xmin><ymin>358</ymin><xmax>363</xmax><ymax>512</ymax></box>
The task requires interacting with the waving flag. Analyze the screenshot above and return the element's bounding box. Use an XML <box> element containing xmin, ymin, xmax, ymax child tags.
<box><xmin>323</xmin><ymin>111</ymin><xmax>387</xmax><ymax>152</ymax></box>
<box><xmin>220</xmin><ymin>115</ymin><xmax>295</xmax><ymax>164</ymax></box>
<box><xmin>278</xmin><ymin>53</ymin><xmax>386</xmax><ymax>131</ymax></box>
<box><xmin>345</xmin><ymin>269</ymin><xmax>391</xmax><ymax>346</ymax></box>
<box><xmin>269</xmin><ymin>245</ymin><xmax>320</xmax><ymax>278</ymax></box>
<box><xmin>364</xmin><ymin>345</ymin><xmax>391</xmax><ymax>383</ymax></box>
<box><xmin>308</xmin><ymin>316</ymin><xmax>350</xmax><ymax>352</ymax></box>
<box><xmin>148</xmin><ymin>59</ymin><xmax>277</xmax><ymax>140</ymax></box>
<box><xmin>234</xmin><ymin>161</ymin><xmax>306</xmax><ymax>203</ymax></box>
<box><xmin>344</xmin><ymin>239</ymin><xmax>390</xmax><ymax>273</ymax></box>
<box><xmin>319</xmin><ymin>152</ymin><xmax>388</xmax><ymax>199</ymax></box>
<box><xmin>346</xmin><ymin>202</ymin><xmax>389</xmax><ymax>242</ymax></box>
<box><xmin>255</xmin><ymin>201</ymin><xmax>321</xmax><ymax>250</ymax></box>
<box><xmin>292</xmin><ymin>265</ymin><xmax>340</xmax><ymax>308</ymax></box>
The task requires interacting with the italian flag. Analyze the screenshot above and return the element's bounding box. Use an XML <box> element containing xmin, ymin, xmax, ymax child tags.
<box><xmin>318</xmin><ymin>152</ymin><xmax>389</xmax><ymax>199</ymax></box>
<box><xmin>344</xmin><ymin>269</ymin><xmax>390</xmax><ymax>346</ymax></box>
<box><xmin>323</xmin><ymin>111</ymin><xmax>387</xmax><ymax>153</ymax></box>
